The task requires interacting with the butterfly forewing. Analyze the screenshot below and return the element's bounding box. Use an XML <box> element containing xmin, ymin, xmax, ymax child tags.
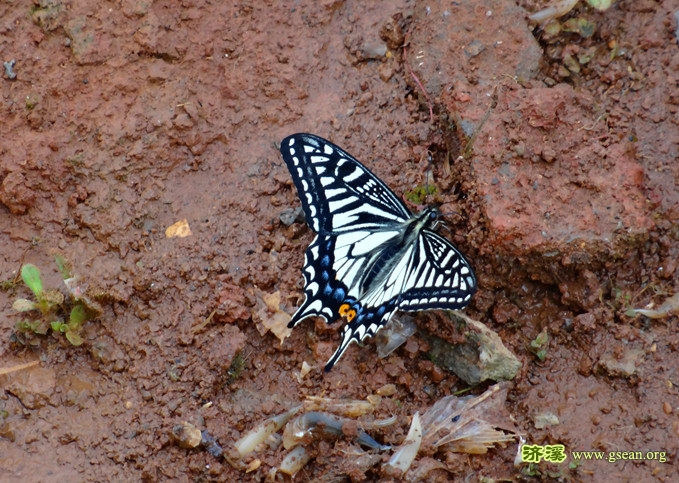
<box><xmin>280</xmin><ymin>133</ymin><xmax>477</xmax><ymax>371</ymax></box>
<box><xmin>281</xmin><ymin>134</ymin><xmax>411</xmax><ymax>234</ymax></box>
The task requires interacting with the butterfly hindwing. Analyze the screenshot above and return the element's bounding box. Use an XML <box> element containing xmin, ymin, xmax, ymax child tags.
<box><xmin>288</xmin><ymin>227</ymin><xmax>404</xmax><ymax>325</ymax></box>
<box><xmin>287</xmin><ymin>234</ymin><xmax>352</xmax><ymax>326</ymax></box>
<box><xmin>397</xmin><ymin>229</ymin><xmax>477</xmax><ymax>311</ymax></box>
<box><xmin>325</xmin><ymin>302</ymin><xmax>397</xmax><ymax>370</ymax></box>
<box><xmin>322</xmin><ymin>230</ymin><xmax>477</xmax><ymax>370</ymax></box>
<box><xmin>280</xmin><ymin>133</ymin><xmax>477</xmax><ymax>371</ymax></box>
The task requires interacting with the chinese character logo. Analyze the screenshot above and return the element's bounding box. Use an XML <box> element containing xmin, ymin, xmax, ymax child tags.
<box><xmin>521</xmin><ymin>444</ymin><xmax>567</xmax><ymax>464</ymax></box>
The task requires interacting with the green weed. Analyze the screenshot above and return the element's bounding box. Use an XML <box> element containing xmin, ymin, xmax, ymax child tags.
<box><xmin>12</xmin><ymin>259</ymin><xmax>102</xmax><ymax>346</ymax></box>
<box><xmin>225</xmin><ymin>351</ymin><xmax>246</xmax><ymax>386</ymax></box>
<box><xmin>404</xmin><ymin>184</ymin><xmax>437</xmax><ymax>205</ymax></box>
<box><xmin>529</xmin><ymin>328</ymin><xmax>549</xmax><ymax>361</ymax></box>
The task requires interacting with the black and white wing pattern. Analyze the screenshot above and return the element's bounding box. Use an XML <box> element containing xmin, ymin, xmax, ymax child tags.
<box><xmin>280</xmin><ymin>133</ymin><xmax>476</xmax><ymax>371</ymax></box>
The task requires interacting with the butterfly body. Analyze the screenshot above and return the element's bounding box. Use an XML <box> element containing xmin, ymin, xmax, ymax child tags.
<box><xmin>280</xmin><ymin>134</ymin><xmax>476</xmax><ymax>371</ymax></box>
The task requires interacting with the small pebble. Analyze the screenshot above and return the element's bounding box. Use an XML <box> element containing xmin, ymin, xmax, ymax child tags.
<box><xmin>464</xmin><ymin>40</ymin><xmax>485</xmax><ymax>57</ymax></box>
<box><xmin>171</xmin><ymin>422</ymin><xmax>202</xmax><ymax>449</ymax></box>
<box><xmin>360</xmin><ymin>42</ymin><xmax>387</xmax><ymax>60</ymax></box>
<box><xmin>429</xmin><ymin>364</ymin><xmax>445</xmax><ymax>383</ymax></box>
<box><xmin>201</xmin><ymin>429</ymin><xmax>224</xmax><ymax>458</ymax></box>
<box><xmin>280</xmin><ymin>206</ymin><xmax>305</xmax><ymax>226</ymax></box>
<box><xmin>3</xmin><ymin>59</ymin><xmax>16</xmax><ymax>80</ymax></box>
<box><xmin>376</xmin><ymin>383</ymin><xmax>396</xmax><ymax>397</ymax></box>
<box><xmin>663</xmin><ymin>401</ymin><xmax>672</xmax><ymax>414</ymax></box>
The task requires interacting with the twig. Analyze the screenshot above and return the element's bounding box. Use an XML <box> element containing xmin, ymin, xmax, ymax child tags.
<box><xmin>0</xmin><ymin>360</ymin><xmax>39</xmax><ymax>376</ymax></box>
<box><xmin>192</xmin><ymin>308</ymin><xmax>217</xmax><ymax>334</ymax></box>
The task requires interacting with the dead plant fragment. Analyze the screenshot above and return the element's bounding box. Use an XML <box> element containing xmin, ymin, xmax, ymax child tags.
<box><xmin>628</xmin><ymin>293</ymin><xmax>679</xmax><ymax>319</ymax></box>
<box><xmin>184</xmin><ymin>385</ymin><xmax>519</xmax><ymax>480</ymax></box>
<box><xmin>221</xmin><ymin>394</ymin><xmax>389</xmax><ymax>479</ymax></box>
<box><xmin>384</xmin><ymin>383</ymin><xmax>518</xmax><ymax>479</ymax></box>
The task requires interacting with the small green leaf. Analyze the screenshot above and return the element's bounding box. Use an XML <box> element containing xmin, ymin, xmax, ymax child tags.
<box><xmin>65</xmin><ymin>330</ymin><xmax>84</xmax><ymax>346</ymax></box>
<box><xmin>404</xmin><ymin>185</ymin><xmax>437</xmax><ymax>205</ymax></box>
<box><xmin>563</xmin><ymin>17</ymin><xmax>596</xmax><ymax>38</ymax></box>
<box><xmin>585</xmin><ymin>0</ymin><xmax>612</xmax><ymax>11</ymax></box>
<box><xmin>578</xmin><ymin>46</ymin><xmax>597</xmax><ymax>65</ymax></box>
<box><xmin>21</xmin><ymin>264</ymin><xmax>44</xmax><ymax>298</ymax></box>
<box><xmin>16</xmin><ymin>320</ymin><xmax>36</xmax><ymax>332</ymax></box>
<box><xmin>51</xmin><ymin>321</ymin><xmax>65</xmax><ymax>332</ymax></box>
<box><xmin>530</xmin><ymin>328</ymin><xmax>549</xmax><ymax>360</ymax></box>
<box><xmin>563</xmin><ymin>54</ymin><xmax>580</xmax><ymax>73</ymax></box>
<box><xmin>543</xmin><ymin>20</ymin><xmax>561</xmax><ymax>38</ymax></box>
<box><xmin>12</xmin><ymin>298</ymin><xmax>37</xmax><ymax>312</ymax></box>
<box><xmin>531</xmin><ymin>328</ymin><xmax>549</xmax><ymax>348</ymax></box>
<box><xmin>69</xmin><ymin>304</ymin><xmax>88</xmax><ymax>327</ymax></box>
<box><xmin>625</xmin><ymin>308</ymin><xmax>638</xmax><ymax>318</ymax></box>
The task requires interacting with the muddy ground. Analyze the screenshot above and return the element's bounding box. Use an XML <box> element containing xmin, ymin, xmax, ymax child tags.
<box><xmin>1</xmin><ymin>0</ymin><xmax>678</xmax><ymax>482</ymax></box>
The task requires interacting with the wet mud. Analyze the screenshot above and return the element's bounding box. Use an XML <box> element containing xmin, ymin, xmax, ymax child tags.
<box><xmin>1</xmin><ymin>1</ymin><xmax>678</xmax><ymax>482</ymax></box>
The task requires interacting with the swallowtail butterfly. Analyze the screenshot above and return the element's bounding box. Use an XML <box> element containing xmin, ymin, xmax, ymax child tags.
<box><xmin>280</xmin><ymin>134</ymin><xmax>476</xmax><ymax>371</ymax></box>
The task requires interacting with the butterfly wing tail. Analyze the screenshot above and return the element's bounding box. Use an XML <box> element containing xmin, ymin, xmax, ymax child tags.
<box><xmin>324</xmin><ymin>325</ymin><xmax>358</xmax><ymax>371</ymax></box>
<box><xmin>323</xmin><ymin>309</ymin><xmax>396</xmax><ymax>371</ymax></box>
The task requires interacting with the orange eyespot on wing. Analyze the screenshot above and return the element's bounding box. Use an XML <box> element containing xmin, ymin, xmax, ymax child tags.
<box><xmin>338</xmin><ymin>303</ymin><xmax>357</xmax><ymax>322</ymax></box>
<box><xmin>339</xmin><ymin>303</ymin><xmax>351</xmax><ymax>317</ymax></box>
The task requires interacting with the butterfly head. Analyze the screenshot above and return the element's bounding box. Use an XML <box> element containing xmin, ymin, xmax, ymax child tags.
<box><xmin>421</xmin><ymin>206</ymin><xmax>443</xmax><ymax>229</ymax></box>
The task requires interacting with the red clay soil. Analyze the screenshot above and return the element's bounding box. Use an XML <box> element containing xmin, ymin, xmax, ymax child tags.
<box><xmin>1</xmin><ymin>0</ymin><xmax>678</xmax><ymax>482</ymax></box>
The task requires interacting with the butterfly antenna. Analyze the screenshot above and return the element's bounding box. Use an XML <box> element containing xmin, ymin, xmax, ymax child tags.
<box><xmin>440</xmin><ymin>221</ymin><xmax>460</xmax><ymax>238</ymax></box>
<box><xmin>436</xmin><ymin>205</ymin><xmax>466</xmax><ymax>234</ymax></box>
